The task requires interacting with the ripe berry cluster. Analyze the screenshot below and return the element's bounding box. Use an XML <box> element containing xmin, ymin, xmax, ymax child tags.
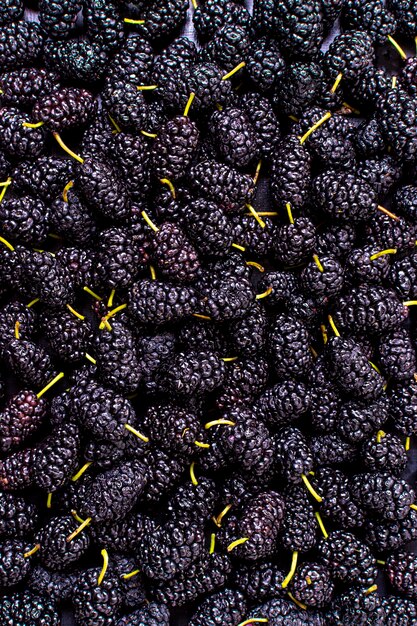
<box><xmin>0</xmin><ymin>0</ymin><xmax>417</xmax><ymax>624</ymax></box>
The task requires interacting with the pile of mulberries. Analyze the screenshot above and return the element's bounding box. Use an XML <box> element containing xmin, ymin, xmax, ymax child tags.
<box><xmin>0</xmin><ymin>0</ymin><xmax>416</xmax><ymax>624</ymax></box>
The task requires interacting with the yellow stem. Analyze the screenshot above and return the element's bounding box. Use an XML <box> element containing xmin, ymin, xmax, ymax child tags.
<box><xmin>286</xmin><ymin>202</ymin><xmax>294</xmax><ymax>224</ymax></box>
<box><xmin>53</xmin><ymin>133</ymin><xmax>84</xmax><ymax>163</ymax></box>
<box><xmin>253</xmin><ymin>159</ymin><xmax>262</xmax><ymax>185</ymax></box>
<box><xmin>403</xmin><ymin>301</ymin><xmax>417</xmax><ymax>306</ymax></box>
<box><xmin>214</xmin><ymin>504</ymin><xmax>232</xmax><ymax>527</ymax></box>
<box><xmin>238</xmin><ymin>620</ymin><xmax>268</xmax><ymax>626</ymax></box>
<box><xmin>14</xmin><ymin>321</ymin><xmax>20</xmax><ymax>339</ymax></box>
<box><xmin>406</xmin><ymin>436</ymin><xmax>411</xmax><ymax>451</ymax></box>
<box><xmin>392</xmin><ymin>76</ymin><xmax>397</xmax><ymax>88</ymax></box>
<box><xmin>321</xmin><ymin>324</ymin><xmax>328</xmax><ymax>344</ymax></box>
<box><xmin>289</xmin><ymin>115</ymin><xmax>299</xmax><ymax>122</ymax></box>
<box><xmin>141</xmin><ymin>130</ymin><xmax>158</xmax><ymax>138</ymax></box>
<box><xmin>71</xmin><ymin>510</ymin><xmax>85</xmax><ymax>524</ymax></box>
<box><xmin>37</xmin><ymin>372</ymin><xmax>64</xmax><ymax>399</ymax></box>
<box><xmin>222</xmin><ymin>61</ymin><xmax>246</xmax><ymax>80</ymax></box>
<box><xmin>83</xmin><ymin>286</ymin><xmax>102</xmax><ymax>301</ymax></box>
<box><xmin>190</xmin><ymin>461</ymin><xmax>198</xmax><ymax>486</ymax></box>
<box><xmin>183</xmin><ymin>92</ymin><xmax>195</xmax><ymax>117</ymax></box>
<box><xmin>85</xmin><ymin>353</ymin><xmax>97</xmax><ymax>365</ymax></box>
<box><xmin>327</xmin><ymin>315</ymin><xmax>340</xmax><ymax>337</ymax></box>
<box><xmin>107</xmin><ymin>289</ymin><xmax>116</xmax><ymax>308</ymax></box>
<box><xmin>141</xmin><ymin>210</ymin><xmax>159</xmax><ymax>232</ymax></box>
<box><xmin>122</xmin><ymin>569</ymin><xmax>140</xmax><ymax>579</ymax></box>
<box><xmin>312</xmin><ymin>254</ymin><xmax>324</xmax><ymax>273</ymax></box>
<box><xmin>315</xmin><ymin>512</ymin><xmax>328</xmax><ymax>539</ymax></box>
<box><xmin>227</xmin><ymin>537</ymin><xmax>249</xmax><ymax>552</ymax></box>
<box><xmin>245</xmin><ymin>211</ymin><xmax>278</xmax><ymax>217</ymax></box>
<box><xmin>191</xmin><ymin>0</ymin><xmax>198</xmax><ymax>8</ymax></box>
<box><xmin>246</xmin><ymin>204</ymin><xmax>266</xmax><ymax>228</ymax></box>
<box><xmin>67</xmin><ymin>517</ymin><xmax>92</xmax><ymax>542</ymax></box>
<box><xmin>221</xmin><ymin>356</ymin><xmax>238</xmax><ymax>362</ymax></box>
<box><xmin>387</xmin><ymin>35</ymin><xmax>407</xmax><ymax>60</ymax></box>
<box><xmin>125</xmin><ymin>424</ymin><xmax>149</xmax><ymax>443</ymax></box>
<box><xmin>0</xmin><ymin>179</ymin><xmax>12</xmax><ymax>187</ymax></box>
<box><xmin>287</xmin><ymin>592</ymin><xmax>307</xmax><ymax>610</ymax></box>
<box><xmin>46</xmin><ymin>492</ymin><xmax>52</xmax><ymax>509</ymax></box>
<box><xmin>410</xmin><ymin>504</ymin><xmax>417</xmax><ymax>511</ymax></box>
<box><xmin>209</xmin><ymin>533</ymin><xmax>216</xmax><ymax>554</ymax></box>
<box><xmin>66</xmin><ymin>304</ymin><xmax>85</xmax><ymax>320</ymax></box>
<box><xmin>231</xmin><ymin>243</ymin><xmax>246</xmax><ymax>251</ymax></box>
<box><xmin>192</xmin><ymin>313</ymin><xmax>212</xmax><ymax>320</ymax></box>
<box><xmin>26</xmin><ymin>297</ymin><xmax>40</xmax><ymax>308</ymax></box>
<box><xmin>149</xmin><ymin>265</ymin><xmax>156</xmax><ymax>280</ymax></box>
<box><xmin>205</xmin><ymin>419</ymin><xmax>236</xmax><ymax>429</ymax></box>
<box><xmin>377</xmin><ymin>560</ymin><xmax>386</xmax><ymax>566</ymax></box>
<box><xmin>246</xmin><ymin>261</ymin><xmax>265</xmax><ymax>272</ymax></box>
<box><xmin>377</xmin><ymin>205</ymin><xmax>400</xmax><ymax>221</ymax></box>
<box><xmin>160</xmin><ymin>178</ymin><xmax>176</xmax><ymax>199</ymax></box>
<box><xmin>364</xmin><ymin>584</ymin><xmax>378</xmax><ymax>596</ymax></box>
<box><xmin>62</xmin><ymin>180</ymin><xmax>74</xmax><ymax>202</ymax></box>
<box><xmin>301</xmin><ymin>474</ymin><xmax>323</xmax><ymax>502</ymax></box>
<box><xmin>369</xmin><ymin>361</ymin><xmax>381</xmax><ymax>374</ymax></box>
<box><xmin>256</xmin><ymin>287</ymin><xmax>272</xmax><ymax>300</ymax></box>
<box><xmin>194</xmin><ymin>440</ymin><xmax>210</xmax><ymax>448</ymax></box>
<box><xmin>0</xmin><ymin>235</ymin><xmax>14</xmax><ymax>251</ymax></box>
<box><xmin>369</xmin><ymin>248</ymin><xmax>397</xmax><ymax>261</ymax></box>
<box><xmin>376</xmin><ymin>430</ymin><xmax>386</xmax><ymax>443</ymax></box>
<box><xmin>71</xmin><ymin>462</ymin><xmax>92</xmax><ymax>482</ymax></box>
<box><xmin>22</xmin><ymin>121</ymin><xmax>44</xmax><ymax>128</ymax></box>
<box><xmin>299</xmin><ymin>112</ymin><xmax>331</xmax><ymax>144</ymax></box>
<box><xmin>0</xmin><ymin>178</ymin><xmax>11</xmax><ymax>203</ymax></box>
<box><xmin>310</xmin><ymin>345</ymin><xmax>318</xmax><ymax>358</ymax></box>
<box><xmin>282</xmin><ymin>551</ymin><xmax>298</xmax><ymax>588</ymax></box>
<box><xmin>330</xmin><ymin>72</ymin><xmax>343</xmax><ymax>93</ymax></box>
<box><xmin>137</xmin><ymin>85</ymin><xmax>157</xmax><ymax>91</ymax></box>
<box><xmin>124</xmin><ymin>18</ymin><xmax>145</xmax><ymax>24</ymax></box>
<box><xmin>97</xmin><ymin>549</ymin><xmax>109</xmax><ymax>586</ymax></box>
<box><xmin>24</xmin><ymin>544</ymin><xmax>41</xmax><ymax>558</ymax></box>
<box><xmin>108</xmin><ymin>114</ymin><xmax>121</xmax><ymax>133</ymax></box>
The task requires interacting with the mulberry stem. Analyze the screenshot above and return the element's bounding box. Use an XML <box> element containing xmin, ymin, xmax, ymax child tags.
<box><xmin>246</xmin><ymin>204</ymin><xmax>266</xmax><ymax>228</ymax></box>
<box><xmin>53</xmin><ymin>133</ymin><xmax>84</xmax><ymax>163</ymax></box>
<box><xmin>282</xmin><ymin>551</ymin><xmax>298</xmax><ymax>588</ymax></box>
<box><xmin>209</xmin><ymin>533</ymin><xmax>216</xmax><ymax>554</ymax></box>
<box><xmin>22</xmin><ymin>121</ymin><xmax>44</xmax><ymax>128</ymax></box>
<box><xmin>256</xmin><ymin>287</ymin><xmax>272</xmax><ymax>300</ymax></box>
<box><xmin>227</xmin><ymin>537</ymin><xmax>249</xmax><ymax>552</ymax></box>
<box><xmin>222</xmin><ymin>61</ymin><xmax>246</xmax><ymax>81</ymax></box>
<box><xmin>377</xmin><ymin>205</ymin><xmax>400</xmax><ymax>221</ymax></box>
<box><xmin>141</xmin><ymin>210</ymin><xmax>159</xmax><ymax>232</ymax></box>
<box><xmin>301</xmin><ymin>474</ymin><xmax>323</xmax><ymax>502</ymax></box>
<box><xmin>83</xmin><ymin>286</ymin><xmax>102</xmax><ymax>301</ymax></box>
<box><xmin>97</xmin><ymin>549</ymin><xmax>109</xmax><ymax>586</ymax></box>
<box><xmin>312</xmin><ymin>254</ymin><xmax>324</xmax><ymax>272</ymax></box>
<box><xmin>314</xmin><ymin>512</ymin><xmax>328</xmax><ymax>539</ymax></box>
<box><xmin>85</xmin><ymin>353</ymin><xmax>97</xmax><ymax>365</ymax></box>
<box><xmin>160</xmin><ymin>178</ymin><xmax>176</xmax><ymax>198</ymax></box>
<box><xmin>37</xmin><ymin>372</ymin><xmax>65</xmax><ymax>399</ymax></box>
<box><xmin>24</xmin><ymin>544</ymin><xmax>41</xmax><ymax>558</ymax></box>
<box><xmin>66</xmin><ymin>304</ymin><xmax>85</xmax><ymax>320</ymax></box>
<box><xmin>66</xmin><ymin>517</ymin><xmax>92</xmax><ymax>542</ymax></box>
<box><xmin>122</xmin><ymin>569</ymin><xmax>140</xmax><ymax>579</ymax></box>
<box><xmin>183</xmin><ymin>92</ymin><xmax>195</xmax><ymax>117</ymax></box>
<box><xmin>205</xmin><ymin>419</ymin><xmax>236</xmax><ymax>429</ymax></box>
<box><xmin>330</xmin><ymin>72</ymin><xmax>343</xmax><ymax>93</ymax></box>
<box><xmin>190</xmin><ymin>461</ymin><xmax>198</xmax><ymax>486</ymax></box>
<box><xmin>62</xmin><ymin>181</ymin><xmax>74</xmax><ymax>202</ymax></box>
<box><xmin>327</xmin><ymin>315</ymin><xmax>340</xmax><ymax>337</ymax></box>
<box><xmin>299</xmin><ymin>112</ymin><xmax>331</xmax><ymax>144</ymax></box>
<box><xmin>369</xmin><ymin>248</ymin><xmax>397</xmax><ymax>260</ymax></box>
<box><xmin>125</xmin><ymin>424</ymin><xmax>149</xmax><ymax>443</ymax></box>
<box><xmin>387</xmin><ymin>35</ymin><xmax>407</xmax><ymax>60</ymax></box>
<box><xmin>71</xmin><ymin>462</ymin><xmax>93</xmax><ymax>482</ymax></box>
